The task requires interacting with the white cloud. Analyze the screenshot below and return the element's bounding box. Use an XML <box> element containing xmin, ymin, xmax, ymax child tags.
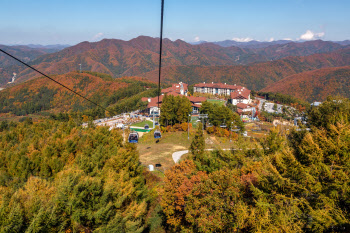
<box><xmin>269</xmin><ymin>37</ymin><xmax>274</xmax><ymax>42</ymax></box>
<box><xmin>232</xmin><ymin>37</ymin><xmax>254</xmax><ymax>42</ymax></box>
<box><xmin>283</xmin><ymin>38</ymin><xmax>293</xmax><ymax>41</ymax></box>
<box><xmin>194</xmin><ymin>36</ymin><xmax>200</xmax><ymax>42</ymax></box>
<box><xmin>92</xmin><ymin>32</ymin><xmax>104</xmax><ymax>41</ymax></box>
<box><xmin>299</xmin><ymin>30</ymin><xmax>325</xmax><ymax>40</ymax></box>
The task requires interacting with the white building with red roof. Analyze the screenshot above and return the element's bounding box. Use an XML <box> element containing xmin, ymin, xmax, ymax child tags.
<box><xmin>161</xmin><ymin>82</ymin><xmax>188</xmax><ymax>96</ymax></box>
<box><xmin>194</xmin><ymin>82</ymin><xmax>243</xmax><ymax>96</ymax></box>
<box><xmin>236</xmin><ymin>103</ymin><xmax>256</xmax><ymax>115</ymax></box>
<box><xmin>230</xmin><ymin>87</ymin><xmax>251</xmax><ymax>105</ymax></box>
<box><xmin>141</xmin><ymin>93</ymin><xmax>206</xmax><ymax>115</ymax></box>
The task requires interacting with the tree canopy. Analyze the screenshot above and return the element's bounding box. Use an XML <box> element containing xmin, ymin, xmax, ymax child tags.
<box><xmin>161</xmin><ymin>97</ymin><xmax>350</xmax><ymax>232</ymax></box>
<box><xmin>159</xmin><ymin>94</ymin><xmax>192</xmax><ymax>126</ymax></box>
<box><xmin>0</xmin><ymin>120</ymin><xmax>153</xmax><ymax>232</ymax></box>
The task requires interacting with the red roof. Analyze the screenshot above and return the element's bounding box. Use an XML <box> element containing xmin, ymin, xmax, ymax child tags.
<box><xmin>236</xmin><ymin>103</ymin><xmax>248</xmax><ymax>109</ymax></box>
<box><xmin>194</xmin><ymin>82</ymin><xmax>243</xmax><ymax>90</ymax></box>
<box><xmin>141</xmin><ymin>93</ymin><xmax>207</xmax><ymax>109</ymax></box>
<box><xmin>165</xmin><ymin>91</ymin><xmax>181</xmax><ymax>97</ymax></box>
<box><xmin>230</xmin><ymin>88</ymin><xmax>251</xmax><ymax>100</ymax></box>
<box><xmin>188</xmin><ymin>96</ymin><xmax>206</xmax><ymax>103</ymax></box>
<box><xmin>161</xmin><ymin>82</ymin><xmax>188</xmax><ymax>94</ymax></box>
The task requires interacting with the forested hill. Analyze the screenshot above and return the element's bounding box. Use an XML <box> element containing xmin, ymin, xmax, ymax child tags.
<box><xmin>143</xmin><ymin>47</ymin><xmax>350</xmax><ymax>91</ymax></box>
<box><xmin>0</xmin><ymin>44</ymin><xmax>65</xmax><ymax>68</ymax></box>
<box><xmin>0</xmin><ymin>36</ymin><xmax>348</xmax><ymax>86</ymax></box>
<box><xmin>0</xmin><ymin>71</ymin><xmax>157</xmax><ymax>117</ymax></box>
<box><xmin>261</xmin><ymin>66</ymin><xmax>350</xmax><ymax>102</ymax></box>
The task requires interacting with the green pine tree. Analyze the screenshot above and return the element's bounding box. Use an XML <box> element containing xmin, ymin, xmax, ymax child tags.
<box><xmin>189</xmin><ymin>123</ymin><xmax>205</xmax><ymax>158</ymax></box>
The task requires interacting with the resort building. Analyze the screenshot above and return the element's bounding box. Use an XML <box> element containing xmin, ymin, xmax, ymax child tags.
<box><xmin>141</xmin><ymin>93</ymin><xmax>206</xmax><ymax>115</ymax></box>
<box><xmin>161</xmin><ymin>82</ymin><xmax>188</xmax><ymax>96</ymax></box>
<box><xmin>230</xmin><ymin>87</ymin><xmax>251</xmax><ymax>105</ymax></box>
<box><xmin>193</xmin><ymin>82</ymin><xmax>243</xmax><ymax>96</ymax></box>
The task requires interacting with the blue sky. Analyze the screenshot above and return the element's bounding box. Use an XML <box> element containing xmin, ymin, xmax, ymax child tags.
<box><xmin>0</xmin><ymin>0</ymin><xmax>349</xmax><ymax>45</ymax></box>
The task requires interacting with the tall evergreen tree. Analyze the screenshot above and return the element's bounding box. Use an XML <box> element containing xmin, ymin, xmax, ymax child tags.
<box><xmin>189</xmin><ymin>123</ymin><xmax>205</xmax><ymax>158</ymax></box>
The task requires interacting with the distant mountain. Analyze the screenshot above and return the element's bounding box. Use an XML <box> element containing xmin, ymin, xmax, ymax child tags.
<box><xmin>190</xmin><ymin>40</ymin><xmax>208</xmax><ymax>45</ymax></box>
<box><xmin>1</xmin><ymin>36</ymin><xmax>348</xmax><ymax>86</ymax></box>
<box><xmin>255</xmin><ymin>40</ymin><xmax>344</xmax><ymax>60</ymax></box>
<box><xmin>0</xmin><ymin>45</ymin><xmax>49</xmax><ymax>68</ymax></box>
<box><xmin>0</xmin><ymin>36</ymin><xmax>250</xmax><ymax>85</ymax></box>
<box><xmin>196</xmin><ymin>39</ymin><xmax>350</xmax><ymax>49</ymax></box>
<box><xmin>334</xmin><ymin>40</ymin><xmax>350</xmax><ymax>46</ymax></box>
<box><xmin>0</xmin><ymin>44</ymin><xmax>68</xmax><ymax>74</ymax></box>
<box><xmin>25</xmin><ymin>44</ymin><xmax>71</xmax><ymax>50</ymax></box>
<box><xmin>261</xmin><ymin>66</ymin><xmax>350</xmax><ymax>102</ymax></box>
<box><xmin>212</xmin><ymin>40</ymin><xmax>293</xmax><ymax>49</ymax></box>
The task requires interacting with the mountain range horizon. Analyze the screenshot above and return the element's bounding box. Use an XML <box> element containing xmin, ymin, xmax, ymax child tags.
<box><xmin>1</xmin><ymin>35</ymin><xmax>350</xmax><ymax>102</ymax></box>
<box><xmin>2</xmin><ymin>36</ymin><xmax>350</xmax><ymax>48</ymax></box>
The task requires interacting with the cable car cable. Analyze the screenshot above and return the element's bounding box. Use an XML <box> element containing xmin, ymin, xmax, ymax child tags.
<box><xmin>157</xmin><ymin>0</ymin><xmax>164</xmax><ymax>111</ymax></box>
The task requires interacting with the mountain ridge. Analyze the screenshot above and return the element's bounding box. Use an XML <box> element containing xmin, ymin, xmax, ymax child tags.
<box><xmin>261</xmin><ymin>66</ymin><xmax>350</xmax><ymax>102</ymax></box>
<box><xmin>1</xmin><ymin>36</ymin><xmax>348</xmax><ymax>86</ymax></box>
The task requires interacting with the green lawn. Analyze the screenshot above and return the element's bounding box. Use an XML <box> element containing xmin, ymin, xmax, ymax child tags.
<box><xmin>207</xmin><ymin>99</ymin><xmax>225</xmax><ymax>106</ymax></box>
<box><xmin>131</xmin><ymin>120</ymin><xmax>154</xmax><ymax>128</ymax></box>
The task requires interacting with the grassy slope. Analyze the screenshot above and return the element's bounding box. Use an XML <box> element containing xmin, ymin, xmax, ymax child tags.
<box><xmin>131</xmin><ymin>120</ymin><xmax>154</xmax><ymax>128</ymax></box>
<box><xmin>137</xmin><ymin>126</ymin><xmax>258</xmax><ymax>171</ymax></box>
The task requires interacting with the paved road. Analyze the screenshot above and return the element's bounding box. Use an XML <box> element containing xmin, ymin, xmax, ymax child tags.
<box><xmin>172</xmin><ymin>150</ymin><xmax>189</xmax><ymax>163</ymax></box>
<box><xmin>256</xmin><ymin>97</ymin><xmax>285</xmax><ymax>114</ymax></box>
<box><xmin>256</xmin><ymin>97</ymin><xmax>265</xmax><ymax>111</ymax></box>
<box><xmin>172</xmin><ymin>149</ymin><xmax>231</xmax><ymax>163</ymax></box>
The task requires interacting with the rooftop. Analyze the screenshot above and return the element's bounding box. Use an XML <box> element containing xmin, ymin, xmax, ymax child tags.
<box><xmin>230</xmin><ymin>88</ymin><xmax>251</xmax><ymax>99</ymax></box>
<box><xmin>194</xmin><ymin>82</ymin><xmax>243</xmax><ymax>90</ymax></box>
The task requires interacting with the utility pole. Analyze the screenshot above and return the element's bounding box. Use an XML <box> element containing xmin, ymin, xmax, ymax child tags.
<box><xmin>188</xmin><ymin>115</ymin><xmax>190</xmax><ymax>140</ymax></box>
<box><xmin>198</xmin><ymin>114</ymin><xmax>208</xmax><ymax>131</ymax></box>
<box><xmin>123</xmin><ymin>125</ymin><xmax>125</xmax><ymax>142</ymax></box>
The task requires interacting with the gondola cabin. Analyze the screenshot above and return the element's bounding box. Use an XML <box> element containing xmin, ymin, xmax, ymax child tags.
<box><xmin>154</xmin><ymin>129</ymin><xmax>162</xmax><ymax>139</ymax></box>
<box><xmin>128</xmin><ymin>132</ymin><xmax>139</xmax><ymax>143</ymax></box>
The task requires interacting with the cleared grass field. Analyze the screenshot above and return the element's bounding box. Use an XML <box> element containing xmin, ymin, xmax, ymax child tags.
<box><xmin>136</xmin><ymin>128</ymin><xmax>255</xmax><ymax>172</ymax></box>
<box><xmin>137</xmin><ymin>131</ymin><xmax>192</xmax><ymax>171</ymax></box>
<box><xmin>207</xmin><ymin>99</ymin><xmax>225</xmax><ymax>106</ymax></box>
<box><xmin>131</xmin><ymin>120</ymin><xmax>154</xmax><ymax>128</ymax></box>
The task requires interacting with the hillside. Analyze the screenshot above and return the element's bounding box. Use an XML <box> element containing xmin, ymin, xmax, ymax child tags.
<box><xmin>143</xmin><ymin>47</ymin><xmax>350</xmax><ymax>91</ymax></box>
<box><xmin>261</xmin><ymin>66</ymin><xmax>350</xmax><ymax>102</ymax></box>
<box><xmin>0</xmin><ymin>71</ymin><xmax>156</xmax><ymax>117</ymax></box>
<box><xmin>209</xmin><ymin>39</ymin><xmax>349</xmax><ymax>49</ymax></box>
<box><xmin>255</xmin><ymin>40</ymin><xmax>345</xmax><ymax>60</ymax></box>
<box><xmin>0</xmin><ymin>44</ymin><xmax>65</xmax><ymax>68</ymax></box>
<box><xmin>0</xmin><ymin>36</ymin><xmax>347</xmax><ymax>86</ymax></box>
